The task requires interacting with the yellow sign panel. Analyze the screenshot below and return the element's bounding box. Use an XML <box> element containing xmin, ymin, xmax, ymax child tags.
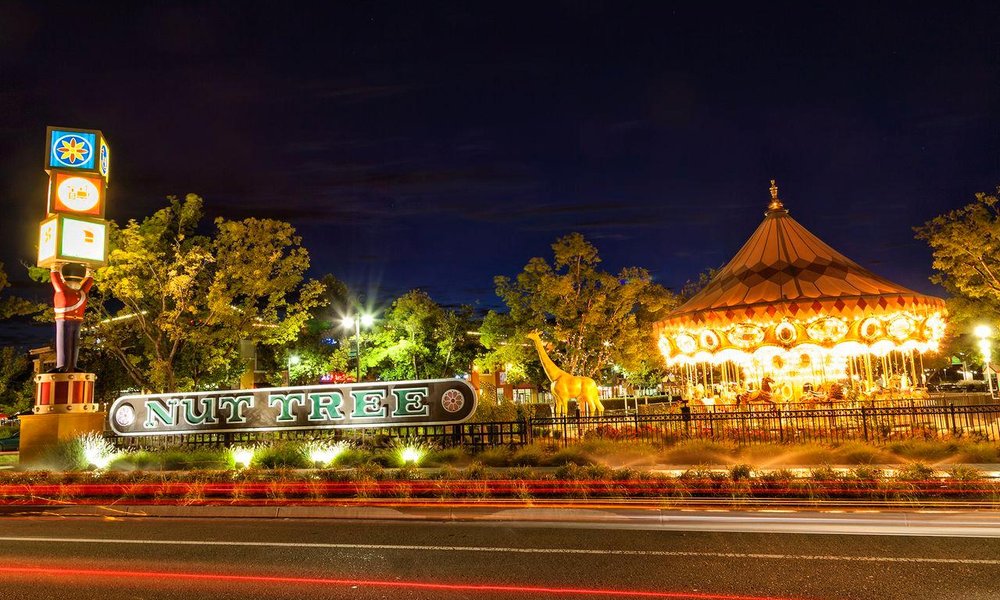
<box><xmin>38</xmin><ymin>219</ymin><xmax>58</xmax><ymax>265</ymax></box>
<box><xmin>36</xmin><ymin>215</ymin><xmax>108</xmax><ymax>268</ymax></box>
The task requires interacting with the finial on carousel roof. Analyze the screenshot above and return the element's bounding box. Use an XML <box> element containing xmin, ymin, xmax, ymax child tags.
<box><xmin>767</xmin><ymin>179</ymin><xmax>786</xmax><ymax>214</ymax></box>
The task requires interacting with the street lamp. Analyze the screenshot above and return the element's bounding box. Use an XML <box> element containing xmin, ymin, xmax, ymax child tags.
<box><xmin>342</xmin><ymin>313</ymin><xmax>374</xmax><ymax>382</ymax></box>
<box><xmin>974</xmin><ymin>325</ymin><xmax>994</xmax><ymax>398</ymax></box>
<box><xmin>285</xmin><ymin>354</ymin><xmax>300</xmax><ymax>387</ymax></box>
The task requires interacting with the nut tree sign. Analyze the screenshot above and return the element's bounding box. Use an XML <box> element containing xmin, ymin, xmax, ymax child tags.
<box><xmin>108</xmin><ymin>379</ymin><xmax>477</xmax><ymax>436</ymax></box>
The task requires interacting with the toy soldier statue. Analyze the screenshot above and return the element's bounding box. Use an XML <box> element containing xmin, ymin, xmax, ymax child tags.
<box><xmin>50</xmin><ymin>263</ymin><xmax>94</xmax><ymax>372</ymax></box>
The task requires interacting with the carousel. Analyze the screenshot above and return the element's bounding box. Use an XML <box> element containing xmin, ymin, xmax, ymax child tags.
<box><xmin>656</xmin><ymin>181</ymin><xmax>947</xmax><ymax>407</ymax></box>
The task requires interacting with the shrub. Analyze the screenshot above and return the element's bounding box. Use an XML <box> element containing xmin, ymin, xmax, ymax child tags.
<box><xmin>809</xmin><ymin>465</ymin><xmax>841</xmax><ymax>482</ymax></box>
<box><xmin>955</xmin><ymin>442</ymin><xmax>1000</xmax><ymax>464</ymax></box>
<box><xmin>753</xmin><ymin>469</ymin><xmax>794</xmax><ymax>496</ymax></box>
<box><xmin>42</xmin><ymin>433</ymin><xmax>117</xmax><ymax>471</ymax></box>
<box><xmin>337</xmin><ymin>447</ymin><xmax>376</xmax><ymax>467</ymax></box>
<box><xmin>887</xmin><ymin>441</ymin><xmax>955</xmax><ymax>462</ymax></box>
<box><xmin>834</xmin><ymin>441</ymin><xmax>890</xmax><ymax>464</ymax></box>
<box><xmin>460</xmin><ymin>462</ymin><xmax>494</xmax><ymax>481</ymax></box>
<box><xmin>426</xmin><ymin>447</ymin><xmax>471</xmax><ymax>467</ymax></box>
<box><xmin>895</xmin><ymin>462</ymin><xmax>935</xmax><ymax>481</ymax></box>
<box><xmin>475</xmin><ymin>447</ymin><xmax>513</xmax><ymax>467</ymax></box>
<box><xmin>543</xmin><ymin>447</ymin><xmax>593</xmax><ymax>466</ymax></box>
<box><xmin>662</xmin><ymin>440</ymin><xmax>732</xmax><ymax>464</ymax></box>
<box><xmin>948</xmin><ymin>465</ymin><xmax>984</xmax><ymax>495</ymax></box>
<box><xmin>851</xmin><ymin>465</ymin><xmax>884</xmax><ymax>482</ymax></box>
<box><xmin>253</xmin><ymin>443</ymin><xmax>310</xmax><ymax>469</ymax></box>
<box><xmin>511</xmin><ymin>444</ymin><xmax>546</xmax><ymax>466</ymax></box>
<box><xmin>729</xmin><ymin>464</ymin><xmax>753</xmax><ymax>481</ymax></box>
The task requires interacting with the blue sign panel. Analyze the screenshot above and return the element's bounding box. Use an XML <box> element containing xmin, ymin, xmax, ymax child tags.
<box><xmin>49</xmin><ymin>130</ymin><xmax>96</xmax><ymax>170</ymax></box>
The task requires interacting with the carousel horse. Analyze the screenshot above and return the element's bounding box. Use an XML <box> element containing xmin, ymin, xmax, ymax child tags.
<box><xmin>737</xmin><ymin>376</ymin><xmax>776</xmax><ymax>408</ymax></box>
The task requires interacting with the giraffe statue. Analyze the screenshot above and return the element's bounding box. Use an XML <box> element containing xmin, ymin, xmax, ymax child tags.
<box><xmin>526</xmin><ymin>331</ymin><xmax>604</xmax><ymax>417</ymax></box>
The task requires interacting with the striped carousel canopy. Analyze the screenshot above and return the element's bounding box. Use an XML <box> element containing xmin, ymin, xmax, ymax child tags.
<box><xmin>655</xmin><ymin>182</ymin><xmax>946</xmax><ymax>365</ymax></box>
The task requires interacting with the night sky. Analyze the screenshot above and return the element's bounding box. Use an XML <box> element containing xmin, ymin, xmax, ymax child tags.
<box><xmin>1</xmin><ymin>2</ymin><xmax>998</xmax><ymax>345</ymax></box>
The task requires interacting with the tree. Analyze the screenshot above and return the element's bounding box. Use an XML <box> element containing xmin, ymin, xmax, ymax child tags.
<box><xmin>915</xmin><ymin>187</ymin><xmax>1000</xmax><ymax>308</ymax></box>
<box><xmin>679</xmin><ymin>265</ymin><xmax>721</xmax><ymax>300</ymax></box>
<box><xmin>362</xmin><ymin>290</ymin><xmax>480</xmax><ymax>381</ymax></box>
<box><xmin>91</xmin><ymin>194</ymin><xmax>326</xmax><ymax>392</ymax></box>
<box><xmin>265</xmin><ymin>273</ymin><xmax>352</xmax><ymax>386</ymax></box>
<box><xmin>483</xmin><ymin>233</ymin><xmax>679</xmax><ymax>386</ymax></box>
<box><xmin>0</xmin><ymin>262</ymin><xmax>43</xmax><ymax>320</ymax></box>
<box><xmin>0</xmin><ymin>347</ymin><xmax>33</xmax><ymax>414</ymax></box>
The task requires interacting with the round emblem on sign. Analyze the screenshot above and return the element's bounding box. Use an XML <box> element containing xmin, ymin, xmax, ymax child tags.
<box><xmin>57</xmin><ymin>176</ymin><xmax>101</xmax><ymax>212</ymax></box>
<box><xmin>441</xmin><ymin>389</ymin><xmax>465</xmax><ymax>413</ymax></box>
<box><xmin>100</xmin><ymin>143</ymin><xmax>109</xmax><ymax>176</ymax></box>
<box><xmin>114</xmin><ymin>404</ymin><xmax>135</xmax><ymax>427</ymax></box>
<box><xmin>52</xmin><ymin>134</ymin><xmax>93</xmax><ymax>167</ymax></box>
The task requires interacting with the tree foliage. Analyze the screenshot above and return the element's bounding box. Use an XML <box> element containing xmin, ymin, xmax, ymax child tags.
<box><xmin>91</xmin><ymin>194</ymin><xmax>325</xmax><ymax>392</ymax></box>
<box><xmin>915</xmin><ymin>187</ymin><xmax>1000</xmax><ymax>361</ymax></box>
<box><xmin>916</xmin><ymin>188</ymin><xmax>1000</xmax><ymax>308</ymax></box>
<box><xmin>0</xmin><ymin>262</ymin><xmax>43</xmax><ymax>320</ymax></box>
<box><xmin>362</xmin><ymin>290</ymin><xmax>480</xmax><ymax>381</ymax></box>
<box><xmin>0</xmin><ymin>346</ymin><xmax>33</xmax><ymax>414</ymax></box>
<box><xmin>267</xmin><ymin>274</ymin><xmax>352</xmax><ymax>386</ymax></box>
<box><xmin>482</xmin><ymin>233</ymin><xmax>679</xmax><ymax>386</ymax></box>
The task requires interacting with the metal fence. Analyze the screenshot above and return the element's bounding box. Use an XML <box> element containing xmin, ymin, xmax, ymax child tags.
<box><xmin>106</xmin><ymin>402</ymin><xmax>1000</xmax><ymax>450</ymax></box>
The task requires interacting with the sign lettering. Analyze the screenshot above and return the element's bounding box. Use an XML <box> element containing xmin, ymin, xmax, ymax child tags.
<box><xmin>108</xmin><ymin>379</ymin><xmax>477</xmax><ymax>436</ymax></box>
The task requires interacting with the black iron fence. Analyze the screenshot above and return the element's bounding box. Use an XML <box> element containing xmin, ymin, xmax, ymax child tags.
<box><xmin>106</xmin><ymin>402</ymin><xmax>1000</xmax><ymax>450</ymax></box>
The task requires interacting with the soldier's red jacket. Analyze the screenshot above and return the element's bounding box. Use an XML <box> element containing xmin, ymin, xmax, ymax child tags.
<box><xmin>51</xmin><ymin>272</ymin><xmax>93</xmax><ymax>321</ymax></box>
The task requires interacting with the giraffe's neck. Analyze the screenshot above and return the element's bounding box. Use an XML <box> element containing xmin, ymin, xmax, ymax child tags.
<box><xmin>531</xmin><ymin>337</ymin><xmax>566</xmax><ymax>382</ymax></box>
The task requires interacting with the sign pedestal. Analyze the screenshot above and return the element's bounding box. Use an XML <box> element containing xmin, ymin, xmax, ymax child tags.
<box><xmin>19</xmin><ymin>372</ymin><xmax>104</xmax><ymax>466</ymax></box>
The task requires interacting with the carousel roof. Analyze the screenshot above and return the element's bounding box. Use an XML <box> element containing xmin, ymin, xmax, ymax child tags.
<box><xmin>659</xmin><ymin>181</ymin><xmax>945</xmax><ymax>329</ymax></box>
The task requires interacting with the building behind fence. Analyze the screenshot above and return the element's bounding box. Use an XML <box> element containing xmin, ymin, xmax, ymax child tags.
<box><xmin>106</xmin><ymin>401</ymin><xmax>1000</xmax><ymax>452</ymax></box>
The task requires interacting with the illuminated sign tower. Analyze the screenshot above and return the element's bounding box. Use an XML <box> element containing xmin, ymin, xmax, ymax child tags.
<box><xmin>20</xmin><ymin>127</ymin><xmax>111</xmax><ymax>465</ymax></box>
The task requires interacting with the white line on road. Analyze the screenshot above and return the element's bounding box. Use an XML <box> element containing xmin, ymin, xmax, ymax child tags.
<box><xmin>1</xmin><ymin>536</ymin><xmax>998</xmax><ymax>566</ymax></box>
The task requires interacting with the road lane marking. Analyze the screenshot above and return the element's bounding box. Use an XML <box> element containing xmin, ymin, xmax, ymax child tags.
<box><xmin>1</xmin><ymin>536</ymin><xmax>999</xmax><ymax>565</ymax></box>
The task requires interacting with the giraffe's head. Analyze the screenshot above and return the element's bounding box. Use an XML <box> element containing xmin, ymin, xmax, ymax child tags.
<box><xmin>525</xmin><ymin>330</ymin><xmax>542</xmax><ymax>343</ymax></box>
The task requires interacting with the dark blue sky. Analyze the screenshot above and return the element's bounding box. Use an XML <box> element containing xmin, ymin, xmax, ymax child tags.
<box><xmin>1</xmin><ymin>2</ymin><xmax>998</xmax><ymax>344</ymax></box>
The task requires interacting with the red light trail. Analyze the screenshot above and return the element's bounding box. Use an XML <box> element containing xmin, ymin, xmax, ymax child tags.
<box><xmin>0</xmin><ymin>565</ymin><xmax>802</xmax><ymax>600</ymax></box>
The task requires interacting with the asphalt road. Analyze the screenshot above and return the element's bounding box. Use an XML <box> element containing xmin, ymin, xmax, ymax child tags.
<box><xmin>0</xmin><ymin>510</ymin><xmax>998</xmax><ymax>600</ymax></box>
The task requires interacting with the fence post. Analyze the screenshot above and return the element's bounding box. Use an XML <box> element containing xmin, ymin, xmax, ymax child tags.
<box><xmin>949</xmin><ymin>402</ymin><xmax>958</xmax><ymax>435</ymax></box>
<box><xmin>861</xmin><ymin>406</ymin><xmax>869</xmax><ymax>442</ymax></box>
<box><xmin>777</xmin><ymin>408</ymin><xmax>784</xmax><ymax>443</ymax></box>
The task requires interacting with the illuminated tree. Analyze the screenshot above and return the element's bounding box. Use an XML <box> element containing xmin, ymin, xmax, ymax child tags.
<box><xmin>362</xmin><ymin>290</ymin><xmax>480</xmax><ymax>380</ymax></box>
<box><xmin>484</xmin><ymin>233</ymin><xmax>678</xmax><ymax>386</ymax></box>
<box><xmin>91</xmin><ymin>194</ymin><xmax>325</xmax><ymax>392</ymax></box>
<box><xmin>916</xmin><ymin>187</ymin><xmax>1000</xmax><ymax>308</ymax></box>
<box><xmin>916</xmin><ymin>187</ymin><xmax>1000</xmax><ymax>364</ymax></box>
<box><xmin>266</xmin><ymin>274</ymin><xmax>352</xmax><ymax>386</ymax></box>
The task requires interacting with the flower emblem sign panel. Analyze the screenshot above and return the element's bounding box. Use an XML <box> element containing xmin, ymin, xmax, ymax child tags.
<box><xmin>49</xmin><ymin>130</ymin><xmax>96</xmax><ymax>170</ymax></box>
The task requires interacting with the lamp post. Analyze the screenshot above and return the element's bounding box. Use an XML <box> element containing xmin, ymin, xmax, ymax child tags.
<box><xmin>975</xmin><ymin>325</ymin><xmax>994</xmax><ymax>398</ymax></box>
<box><xmin>285</xmin><ymin>354</ymin><xmax>300</xmax><ymax>387</ymax></box>
<box><xmin>342</xmin><ymin>313</ymin><xmax>374</xmax><ymax>382</ymax></box>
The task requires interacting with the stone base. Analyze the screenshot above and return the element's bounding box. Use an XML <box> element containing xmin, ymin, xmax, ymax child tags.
<box><xmin>17</xmin><ymin>411</ymin><xmax>107</xmax><ymax>467</ymax></box>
